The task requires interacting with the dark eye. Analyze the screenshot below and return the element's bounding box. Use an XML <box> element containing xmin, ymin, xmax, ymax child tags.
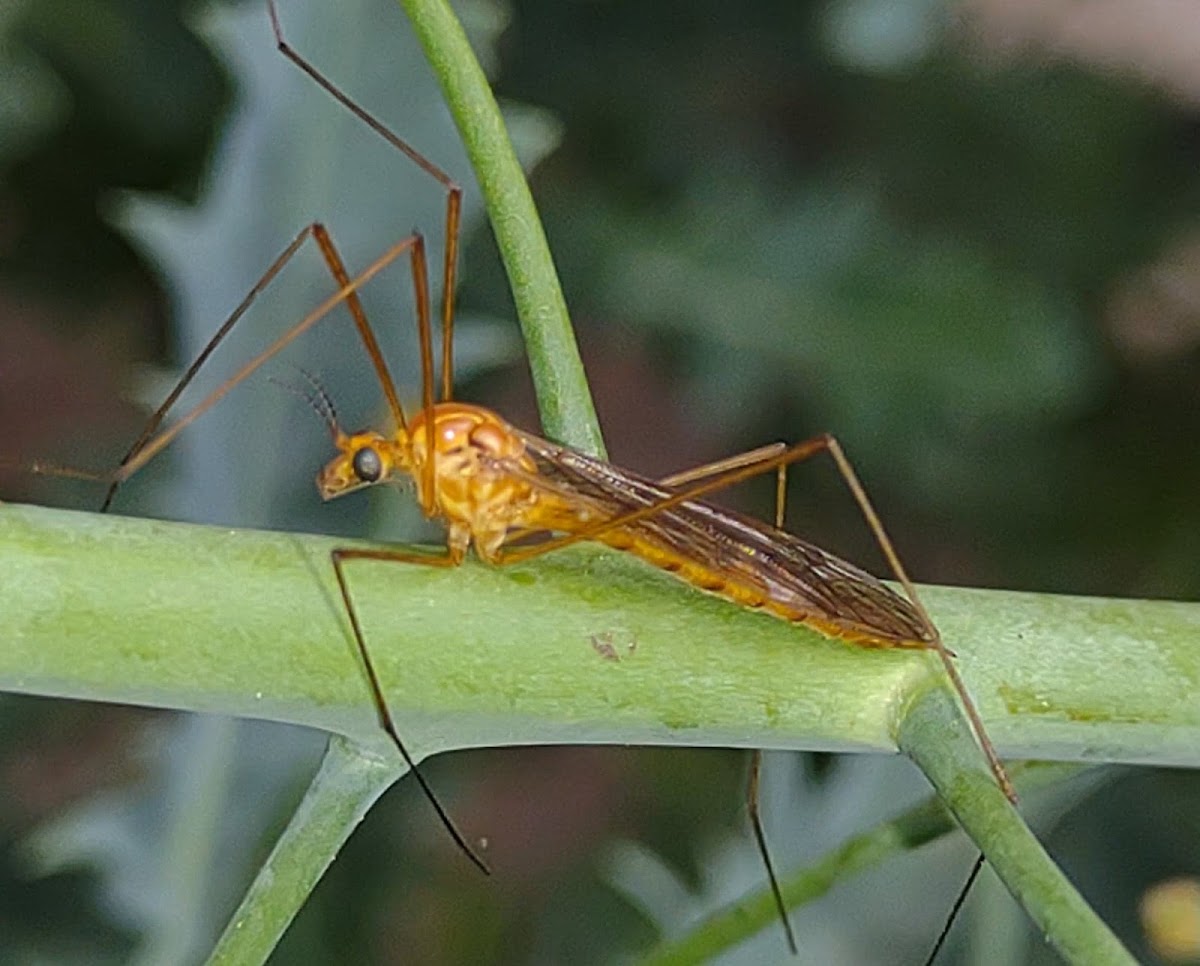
<box><xmin>352</xmin><ymin>447</ymin><xmax>383</xmax><ymax>482</ymax></box>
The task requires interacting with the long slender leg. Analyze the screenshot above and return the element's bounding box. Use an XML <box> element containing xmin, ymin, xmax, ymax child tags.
<box><xmin>746</xmin><ymin>751</ymin><xmax>798</xmax><ymax>954</ymax></box>
<box><xmin>101</xmin><ymin>223</ymin><xmax>410</xmax><ymax>511</ymax></box>
<box><xmin>659</xmin><ymin>442</ymin><xmax>791</xmax><ymax>527</ymax></box>
<box><xmin>924</xmin><ymin>858</ymin><xmax>986</xmax><ymax>965</ymax></box>
<box><xmin>108</xmin><ymin>0</ymin><xmax>467</xmax><ymax>508</ymax></box>
<box><xmin>264</xmin><ymin>3</ymin><xmax>475</xmax><ymax>847</ymax></box>
<box><xmin>497</xmin><ymin>446</ymin><xmax>791</xmax><ymax>547</ymax></box>
<box><xmin>267</xmin><ymin>0</ymin><xmax>452</xmax><ymax>513</ymax></box>
<box><xmin>102</xmin><ymin>0</ymin><xmax>471</xmax><ymax>510</ymax></box>
<box><xmin>330</xmin><ymin>450</ymin><xmax>784</xmax><ymax>895</ymax></box>
<box><xmin>91</xmin><ymin>0</ymin><xmax>473</xmax><ymax>868</ymax></box>
<box><xmin>747</xmin><ymin>453</ymin><xmax>794</xmax><ymax>952</ymax></box>
<box><xmin>476</xmin><ymin>443</ymin><xmax>799</xmax><ymax>945</ymax></box>
<box><xmin>101</xmin><ymin>226</ymin><xmax>304</xmax><ymax>508</ymax></box>
<box><xmin>657</xmin><ymin>443</ymin><xmax>786</xmax><ymax>489</ymax></box>
<box><xmin>330</xmin><ymin>546</ymin><xmax>490</xmax><ymax>875</ymax></box>
<box><xmin>7</xmin><ymin>232</ymin><xmax>415</xmax><ymax>495</ymax></box>
<box><xmin>498</xmin><ymin>444</ymin><xmax>789</xmax><ymax>554</ymax></box>
<box><xmin>266</xmin><ymin>0</ymin><xmax>462</xmax><ymax>405</ymax></box>
<box><xmin>17</xmin><ymin>0</ymin><xmax>475</xmax><ymax>884</ymax></box>
<box><xmin>96</xmin><ymin>231</ymin><xmax>423</xmax><ymax>490</ymax></box>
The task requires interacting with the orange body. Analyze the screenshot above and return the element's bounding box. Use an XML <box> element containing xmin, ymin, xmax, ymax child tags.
<box><xmin>317</xmin><ymin>401</ymin><xmax>934</xmax><ymax>651</ymax></box>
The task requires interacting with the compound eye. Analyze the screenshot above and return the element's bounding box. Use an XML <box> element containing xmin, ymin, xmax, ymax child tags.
<box><xmin>352</xmin><ymin>447</ymin><xmax>383</xmax><ymax>483</ymax></box>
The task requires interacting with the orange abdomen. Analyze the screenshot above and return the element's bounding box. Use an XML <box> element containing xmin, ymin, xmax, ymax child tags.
<box><xmin>593</xmin><ymin>527</ymin><xmax>930</xmax><ymax>651</ymax></box>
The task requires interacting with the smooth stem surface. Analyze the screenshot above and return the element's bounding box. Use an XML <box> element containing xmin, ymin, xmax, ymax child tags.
<box><xmin>206</xmin><ymin>736</ymin><xmax>401</xmax><ymax>965</ymax></box>
<box><xmin>0</xmin><ymin>502</ymin><xmax>926</xmax><ymax>754</ymax></box>
<box><xmin>4</xmin><ymin>502</ymin><xmax>1200</xmax><ymax>766</ymax></box>
<box><xmin>900</xmin><ymin>686</ymin><xmax>1135</xmax><ymax>965</ymax></box>
<box><xmin>396</xmin><ymin>0</ymin><xmax>605</xmax><ymax>457</ymax></box>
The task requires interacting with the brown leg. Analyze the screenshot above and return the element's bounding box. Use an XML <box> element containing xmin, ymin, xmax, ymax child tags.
<box><xmin>266</xmin><ymin>0</ymin><xmax>462</xmax><ymax>405</ymax></box>
<box><xmin>495</xmin><ymin>439</ymin><xmax>804</xmax><ymax>910</ymax></box>
<box><xmin>746</xmin><ymin>750</ymin><xmax>798</xmax><ymax>954</ymax></box>
<box><xmin>101</xmin><ymin>227</ymin><xmax>424</xmax><ymax>505</ymax></box>
<box><xmin>923</xmin><ymin>855</ymin><xmax>986</xmax><ymax>965</ymax></box>
<box><xmin>657</xmin><ymin>442</ymin><xmax>789</xmax><ymax>528</ymax></box>
<box><xmin>330</xmin><ymin>545</ymin><xmax>489</xmax><ymax>875</ymax></box>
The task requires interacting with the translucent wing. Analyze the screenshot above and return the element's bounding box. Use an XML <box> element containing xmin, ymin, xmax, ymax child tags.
<box><xmin>500</xmin><ymin>431</ymin><xmax>933</xmax><ymax>648</ymax></box>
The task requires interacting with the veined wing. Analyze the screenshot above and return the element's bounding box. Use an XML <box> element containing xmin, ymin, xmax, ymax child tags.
<box><xmin>501</xmin><ymin>431</ymin><xmax>933</xmax><ymax>648</ymax></box>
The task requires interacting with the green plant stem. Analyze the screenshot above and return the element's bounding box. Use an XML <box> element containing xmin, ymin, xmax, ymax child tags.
<box><xmin>207</xmin><ymin>736</ymin><xmax>401</xmax><ymax>965</ymax></box>
<box><xmin>0</xmin><ymin>502</ymin><xmax>923</xmax><ymax>753</ymax></box>
<box><xmin>900</xmin><ymin>687</ymin><xmax>1135</xmax><ymax>965</ymax></box>
<box><xmin>396</xmin><ymin>0</ymin><xmax>605</xmax><ymax>457</ymax></box>
<box><xmin>5</xmin><ymin>502</ymin><xmax>1200</xmax><ymax>766</ymax></box>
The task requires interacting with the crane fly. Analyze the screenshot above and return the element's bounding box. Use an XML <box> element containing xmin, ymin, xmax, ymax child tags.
<box><xmin>14</xmin><ymin>0</ymin><xmax>1017</xmax><ymax>957</ymax></box>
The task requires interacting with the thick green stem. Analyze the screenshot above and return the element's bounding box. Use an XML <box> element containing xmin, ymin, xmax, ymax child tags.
<box><xmin>4</xmin><ymin>502</ymin><xmax>1199</xmax><ymax>765</ymax></box>
<box><xmin>0</xmin><ymin>503</ymin><xmax>922</xmax><ymax>754</ymax></box>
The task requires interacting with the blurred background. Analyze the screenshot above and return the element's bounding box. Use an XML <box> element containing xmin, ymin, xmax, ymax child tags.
<box><xmin>2</xmin><ymin>0</ymin><xmax>1199</xmax><ymax>963</ymax></box>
